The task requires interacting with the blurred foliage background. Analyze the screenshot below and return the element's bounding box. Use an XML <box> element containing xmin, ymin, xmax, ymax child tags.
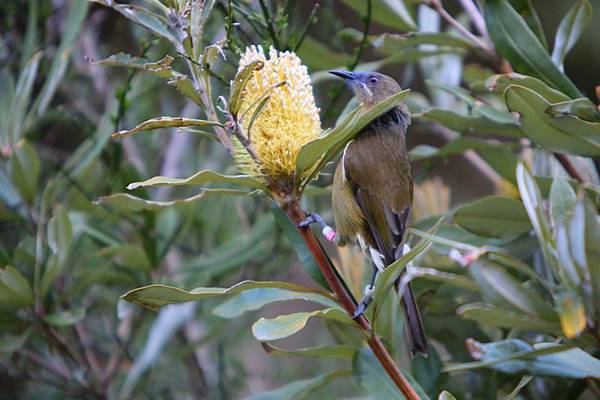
<box><xmin>1</xmin><ymin>0</ymin><xmax>600</xmax><ymax>399</ymax></box>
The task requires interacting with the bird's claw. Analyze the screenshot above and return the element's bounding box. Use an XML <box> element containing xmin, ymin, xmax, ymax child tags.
<box><xmin>296</xmin><ymin>214</ymin><xmax>316</xmax><ymax>228</ymax></box>
<box><xmin>352</xmin><ymin>302</ymin><xmax>367</xmax><ymax>320</ymax></box>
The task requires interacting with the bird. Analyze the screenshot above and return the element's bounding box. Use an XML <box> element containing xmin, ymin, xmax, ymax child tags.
<box><xmin>327</xmin><ymin>70</ymin><xmax>427</xmax><ymax>357</ymax></box>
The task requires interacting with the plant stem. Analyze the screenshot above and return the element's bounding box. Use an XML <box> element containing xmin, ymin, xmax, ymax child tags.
<box><xmin>284</xmin><ymin>199</ymin><xmax>420</xmax><ymax>400</ymax></box>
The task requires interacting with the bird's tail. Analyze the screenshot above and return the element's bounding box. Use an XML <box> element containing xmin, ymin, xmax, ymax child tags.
<box><xmin>395</xmin><ymin>279</ymin><xmax>428</xmax><ymax>357</ymax></box>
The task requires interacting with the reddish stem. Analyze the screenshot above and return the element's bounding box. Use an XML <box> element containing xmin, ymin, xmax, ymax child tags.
<box><xmin>284</xmin><ymin>200</ymin><xmax>420</xmax><ymax>400</ymax></box>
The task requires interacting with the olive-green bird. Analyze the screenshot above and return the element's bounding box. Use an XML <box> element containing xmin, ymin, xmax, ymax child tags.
<box><xmin>329</xmin><ymin>70</ymin><xmax>427</xmax><ymax>357</ymax></box>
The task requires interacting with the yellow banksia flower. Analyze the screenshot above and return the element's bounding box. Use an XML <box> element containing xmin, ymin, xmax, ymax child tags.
<box><xmin>237</xmin><ymin>45</ymin><xmax>321</xmax><ymax>177</ymax></box>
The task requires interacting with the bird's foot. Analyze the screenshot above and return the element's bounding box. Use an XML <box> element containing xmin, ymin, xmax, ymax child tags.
<box><xmin>297</xmin><ymin>212</ymin><xmax>337</xmax><ymax>243</ymax></box>
<box><xmin>352</xmin><ymin>285</ymin><xmax>374</xmax><ymax>320</ymax></box>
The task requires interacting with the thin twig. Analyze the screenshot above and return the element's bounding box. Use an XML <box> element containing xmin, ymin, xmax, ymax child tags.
<box><xmin>284</xmin><ymin>200</ymin><xmax>420</xmax><ymax>400</ymax></box>
<box><xmin>457</xmin><ymin>0</ymin><xmax>489</xmax><ymax>40</ymax></box>
<box><xmin>426</xmin><ymin>0</ymin><xmax>492</xmax><ymax>52</ymax></box>
<box><xmin>293</xmin><ymin>3</ymin><xmax>320</xmax><ymax>52</ymax></box>
<box><xmin>258</xmin><ymin>0</ymin><xmax>280</xmax><ymax>49</ymax></box>
<box><xmin>554</xmin><ymin>153</ymin><xmax>585</xmax><ymax>183</ymax></box>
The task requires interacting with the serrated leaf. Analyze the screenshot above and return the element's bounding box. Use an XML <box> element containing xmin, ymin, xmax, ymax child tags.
<box><xmin>213</xmin><ymin>288</ymin><xmax>340</xmax><ymax>318</ymax></box>
<box><xmin>547</xmin><ymin>98</ymin><xmax>600</xmax><ymax>122</ymax></box>
<box><xmin>505</xmin><ymin>85</ymin><xmax>600</xmax><ymax>156</ymax></box>
<box><xmin>551</xmin><ymin>0</ymin><xmax>592</xmax><ymax>70</ymax></box>
<box><xmin>94</xmin><ymin>190</ymin><xmax>248</xmax><ymax>212</ymax></box>
<box><xmin>127</xmin><ymin>169</ymin><xmax>266</xmax><ymax>191</ymax></box>
<box><xmin>261</xmin><ymin>342</ymin><xmax>356</xmax><ymax>359</ymax></box>
<box><xmin>454</xmin><ymin>195</ymin><xmax>531</xmax><ymax>238</ymax></box>
<box><xmin>94</xmin><ymin>52</ymin><xmax>150</xmax><ymax>69</ymax></box>
<box><xmin>485</xmin><ymin>73</ymin><xmax>570</xmax><ymax>103</ymax></box>
<box><xmin>296</xmin><ymin>89</ymin><xmax>410</xmax><ymax>180</ymax></box>
<box><xmin>417</xmin><ymin>108</ymin><xmax>522</xmax><ymax>138</ymax></box>
<box><xmin>252</xmin><ymin>308</ymin><xmax>354</xmax><ymax>341</ymax></box>
<box><xmin>245</xmin><ymin>370</ymin><xmax>351</xmax><ymax>400</ymax></box>
<box><xmin>122</xmin><ymin>280</ymin><xmax>332</xmax><ymax>311</ymax></box>
<box><xmin>112</xmin><ymin>116</ymin><xmax>222</xmax><ymax>138</ymax></box>
<box><xmin>91</xmin><ymin>1</ymin><xmax>179</xmax><ymax>46</ymax></box>
<box><xmin>353</xmin><ymin>348</ymin><xmax>430</xmax><ymax>400</ymax></box>
<box><xmin>484</xmin><ymin>0</ymin><xmax>582</xmax><ymax>98</ymax></box>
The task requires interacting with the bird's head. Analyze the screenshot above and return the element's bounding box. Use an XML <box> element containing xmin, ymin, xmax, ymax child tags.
<box><xmin>328</xmin><ymin>70</ymin><xmax>401</xmax><ymax>105</ymax></box>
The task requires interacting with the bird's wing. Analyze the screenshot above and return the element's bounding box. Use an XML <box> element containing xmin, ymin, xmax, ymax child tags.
<box><xmin>344</xmin><ymin>124</ymin><xmax>412</xmax><ymax>264</ymax></box>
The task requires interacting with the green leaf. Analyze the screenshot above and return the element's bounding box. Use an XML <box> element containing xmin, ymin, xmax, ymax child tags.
<box><xmin>94</xmin><ymin>52</ymin><xmax>150</xmax><ymax>69</ymax></box>
<box><xmin>438</xmin><ymin>391</ymin><xmax>457</xmax><ymax>400</ymax></box>
<box><xmin>484</xmin><ymin>0</ymin><xmax>582</xmax><ymax>98</ymax></box>
<box><xmin>47</xmin><ymin>205</ymin><xmax>72</xmax><ymax>267</ymax></box>
<box><xmin>485</xmin><ymin>73</ymin><xmax>570</xmax><ymax>103</ymax></box>
<box><xmin>127</xmin><ymin>169</ymin><xmax>266</xmax><ymax>191</ymax></box>
<box><xmin>353</xmin><ymin>348</ymin><xmax>430</xmax><ymax>400</ymax></box>
<box><xmin>8</xmin><ymin>52</ymin><xmax>42</xmax><ymax>144</ymax></box>
<box><xmin>507</xmin><ymin>0</ymin><xmax>548</xmax><ymax>49</ymax></box>
<box><xmin>446</xmin><ymin>338</ymin><xmax>600</xmax><ymax>379</ymax></box>
<box><xmin>244</xmin><ymin>370</ymin><xmax>351</xmax><ymax>400</ymax></box>
<box><xmin>549</xmin><ymin>178</ymin><xmax>577</xmax><ymax>225</ymax></box>
<box><xmin>341</xmin><ymin>0</ymin><xmax>416</xmax><ymax>31</ymax></box>
<box><xmin>372</xmin><ymin>218</ymin><xmax>442</xmax><ymax>312</ymax></box>
<box><xmin>112</xmin><ymin>116</ymin><xmax>222</xmax><ymax>138</ymax></box>
<box><xmin>453</xmin><ymin>195</ymin><xmax>531</xmax><ymax>238</ymax></box>
<box><xmin>213</xmin><ymin>288</ymin><xmax>340</xmax><ymax>318</ymax></box>
<box><xmin>100</xmin><ymin>244</ymin><xmax>152</xmax><ymax>272</ymax></box>
<box><xmin>555</xmin><ymin>291</ymin><xmax>586</xmax><ymax>339</ymax></box>
<box><xmin>0</xmin><ymin>266</ymin><xmax>34</xmax><ymax>307</ymax></box>
<box><xmin>456</xmin><ymin>303</ymin><xmax>561</xmax><ymax>333</ymax></box>
<box><xmin>504</xmin><ymin>375</ymin><xmax>533</xmax><ymax>400</ymax></box>
<box><xmin>417</xmin><ymin>109</ymin><xmax>522</xmax><ymax>138</ymax></box>
<box><xmin>270</xmin><ymin>205</ymin><xmax>329</xmax><ymax>289</ymax></box>
<box><xmin>32</xmin><ymin>0</ymin><xmax>88</xmax><ymax>117</ymax></box>
<box><xmin>547</xmin><ymin>98</ymin><xmax>600</xmax><ymax>123</ymax></box>
<box><xmin>551</xmin><ymin>0</ymin><xmax>592</xmax><ymax>70</ymax></box>
<box><xmin>43</xmin><ymin>308</ymin><xmax>85</xmax><ymax>327</ymax></box>
<box><xmin>228</xmin><ymin>60</ymin><xmax>264</xmax><ymax>117</ymax></box>
<box><xmin>252</xmin><ymin>308</ymin><xmax>354</xmax><ymax>341</ymax></box>
<box><xmin>8</xmin><ymin>140</ymin><xmax>40</xmax><ymax>204</ymax></box>
<box><xmin>0</xmin><ymin>328</ymin><xmax>32</xmax><ymax>356</ymax></box>
<box><xmin>296</xmin><ymin>89</ymin><xmax>410</xmax><ymax>180</ymax></box>
<box><xmin>122</xmin><ymin>280</ymin><xmax>331</xmax><ymax>311</ymax></box>
<box><xmin>260</xmin><ymin>342</ymin><xmax>356</xmax><ymax>359</ymax></box>
<box><xmin>505</xmin><ymin>85</ymin><xmax>600</xmax><ymax>156</ymax></box>
<box><xmin>372</xmin><ymin>32</ymin><xmax>472</xmax><ymax>54</ymax></box>
<box><xmin>91</xmin><ymin>1</ymin><xmax>179</xmax><ymax>46</ymax></box>
<box><xmin>469</xmin><ymin>259</ymin><xmax>555</xmax><ymax>317</ymax></box>
<box><xmin>94</xmin><ymin>190</ymin><xmax>249</xmax><ymax>212</ymax></box>
<box><xmin>299</xmin><ymin>37</ymin><xmax>352</xmax><ymax>71</ymax></box>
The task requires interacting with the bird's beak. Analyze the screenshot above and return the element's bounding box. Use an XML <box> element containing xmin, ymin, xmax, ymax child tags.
<box><xmin>328</xmin><ymin>70</ymin><xmax>355</xmax><ymax>80</ymax></box>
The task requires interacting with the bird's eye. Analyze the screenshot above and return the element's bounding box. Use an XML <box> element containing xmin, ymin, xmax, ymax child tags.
<box><xmin>368</xmin><ymin>77</ymin><xmax>379</xmax><ymax>84</ymax></box>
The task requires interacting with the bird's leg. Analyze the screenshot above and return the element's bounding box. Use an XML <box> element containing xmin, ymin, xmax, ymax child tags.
<box><xmin>297</xmin><ymin>212</ymin><xmax>337</xmax><ymax>243</ymax></box>
<box><xmin>352</xmin><ymin>267</ymin><xmax>379</xmax><ymax>319</ymax></box>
